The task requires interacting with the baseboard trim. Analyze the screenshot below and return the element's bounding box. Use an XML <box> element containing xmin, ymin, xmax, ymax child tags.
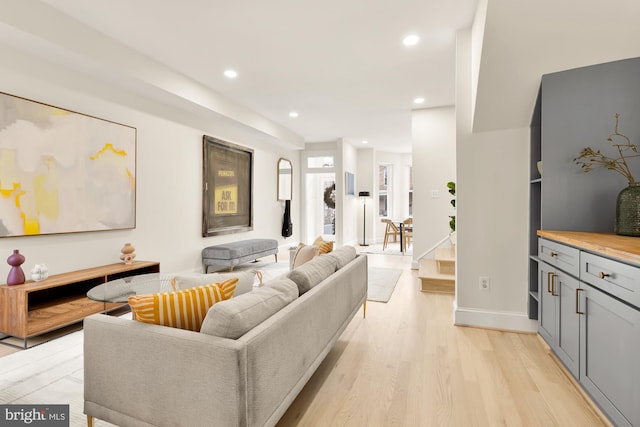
<box><xmin>453</xmin><ymin>305</ymin><xmax>538</xmax><ymax>333</ymax></box>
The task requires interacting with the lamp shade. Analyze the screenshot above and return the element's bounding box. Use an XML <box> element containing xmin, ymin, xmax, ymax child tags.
<box><xmin>358</xmin><ymin>191</ymin><xmax>370</xmax><ymax>197</ymax></box>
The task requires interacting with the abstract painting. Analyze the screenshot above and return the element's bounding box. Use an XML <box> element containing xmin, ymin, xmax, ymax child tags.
<box><xmin>0</xmin><ymin>92</ymin><xmax>136</xmax><ymax>237</ymax></box>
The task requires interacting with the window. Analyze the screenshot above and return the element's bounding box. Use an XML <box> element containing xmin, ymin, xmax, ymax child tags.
<box><xmin>379</xmin><ymin>164</ymin><xmax>391</xmax><ymax>217</ymax></box>
<box><xmin>307</xmin><ymin>156</ymin><xmax>334</xmax><ymax>168</ymax></box>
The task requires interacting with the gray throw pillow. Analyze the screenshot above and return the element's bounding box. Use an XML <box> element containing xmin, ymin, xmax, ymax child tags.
<box><xmin>325</xmin><ymin>245</ymin><xmax>356</xmax><ymax>270</ymax></box>
<box><xmin>200</xmin><ymin>278</ymin><xmax>299</xmax><ymax>339</ymax></box>
<box><xmin>287</xmin><ymin>255</ymin><xmax>337</xmax><ymax>295</ymax></box>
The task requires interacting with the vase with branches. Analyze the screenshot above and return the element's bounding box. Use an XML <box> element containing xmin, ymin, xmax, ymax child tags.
<box><xmin>574</xmin><ymin>113</ymin><xmax>640</xmax><ymax>183</ymax></box>
<box><xmin>574</xmin><ymin>113</ymin><xmax>640</xmax><ymax>236</ymax></box>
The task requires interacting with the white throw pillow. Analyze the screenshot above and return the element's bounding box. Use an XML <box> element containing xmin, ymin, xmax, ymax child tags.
<box><xmin>292</xmin><ymin>243</ymin><xmax>319</xmax><ymax>269</ymax></box>
<box><xmin>171</xmin><ymin>270</ymin><xmax>260</xmax><ymax>296</ymax></box>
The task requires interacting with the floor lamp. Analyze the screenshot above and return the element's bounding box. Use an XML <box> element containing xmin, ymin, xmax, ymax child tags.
<box><xmin>358</xmin><ymin>191</ymin><xmax>370</xmax><ymax>246</ymax></box>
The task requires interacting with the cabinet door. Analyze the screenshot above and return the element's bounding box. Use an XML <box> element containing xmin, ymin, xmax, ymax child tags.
<box><xmin>555</xmin><ymin>271</ymin><xmax>580</xmax><ymax>379</ymax></box>
<box><xmin>580</xmin><ymin>284</ymin><xmax>640</xmax><ymax>427</ymax></box>
<box><xmin>538</xmin><ymin>262</ymin><xmax>557</xmax><ymax>347</ymax></box>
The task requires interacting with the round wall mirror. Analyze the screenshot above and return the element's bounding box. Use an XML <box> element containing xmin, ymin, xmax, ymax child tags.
<box><xmin>278</xmin><ymin>158</ymin><xmax>292</xmax><ymax>201</ymax></box>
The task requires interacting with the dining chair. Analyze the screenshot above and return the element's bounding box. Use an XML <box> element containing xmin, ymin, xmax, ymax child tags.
<box><xmin>402</xmin><ymin>217</ymin><xmax>413</xmax><ymax>250</ymax></box>
<box><xmin>381</xmin><ymin>218</ymin><xmax>401</xmax><ymax>250</ymax></box>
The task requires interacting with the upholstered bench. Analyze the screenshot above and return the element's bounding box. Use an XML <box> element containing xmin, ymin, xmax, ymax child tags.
<box><xmin>202</xmin><ymin>239</ymin><xmax>279</xmax><ymax>273</ymax></box>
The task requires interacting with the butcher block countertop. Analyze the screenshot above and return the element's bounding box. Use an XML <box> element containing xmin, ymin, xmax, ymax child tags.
<box><xmin>538</xmin><ymin>230</ymin><xmax>640</xmax><ymax>265</ymax></box>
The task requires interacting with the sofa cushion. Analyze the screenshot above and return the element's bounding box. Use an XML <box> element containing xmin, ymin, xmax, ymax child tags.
<box><xmin>325</xmin><ymin>245</ymin><xmax>357</xmax><ymax>270</ymax></box>
<box><xmin>171</xmin><ymin>270</ymin><xmax>258</xmax><ymax>295</ymax></box>
<box><xmin>313</xmin><ymin>236</ymin><xmax>334</xmax><ymax>254</ymax></box>
<box><xmin>287</xmin><ymin>255</ymin><xmax>337</xmax><ymax>295</ymax></box>
<box><xmin>292</xmin><ymin>243</ymin><xmax>318</xmax><ymax>269</ymax></box>
<box><xmin>200</xmin><ymin>278</ymin><xmax>299</xmax><ymax>338</ymax></box>
<box><xmin>128</xmin><ymin>278</ymin><xmax>238</xmax><ymax>331</ymax></box>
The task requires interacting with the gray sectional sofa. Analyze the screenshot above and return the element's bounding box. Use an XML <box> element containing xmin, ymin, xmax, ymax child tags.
<box><xmin>83</xmin><ymin>246</ymin><xmax>367</xmax><ymax>427</ymax></box>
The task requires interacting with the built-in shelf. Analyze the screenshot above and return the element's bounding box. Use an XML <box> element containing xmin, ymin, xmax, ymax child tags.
<box><xmin>531</xmin><ymin>178</ymin><xmax>542</xmax><ymax>184</ymax></box>
<box><xmin>529</xmin><ymin>290</ymin><xmax>539</xmax><ymax>302</ymax></box>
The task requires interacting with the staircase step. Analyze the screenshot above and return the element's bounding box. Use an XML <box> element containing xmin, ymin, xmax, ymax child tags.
<box><xmin>418</xmin><ymin>259</ymin><xmax>455</xmax><ymax>294</ymax></box>
<box><xmin>435</xmin><ymin>247</ymin><xmax>455</xmax><ymax>275</ymax></box>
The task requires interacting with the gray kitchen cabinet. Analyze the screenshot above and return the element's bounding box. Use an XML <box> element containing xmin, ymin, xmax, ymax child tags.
<box><xmin>538</xmin><ymin>261</ymin><xmax>556</xmax><ymax>346</ymax></box>
<box><xmin>537</xmin><ymin>233</ymin><xmax>640</xmax><ymax>426</ymax></box>
<box><xmin>579</xmin><ymin>282</ymin><xmax>640</xmax><ymax>427</ymax></box>
<box><xmin>538</xmin><ymin>259</ymin><xmax>580</xmax><ymax>379</ymax></box>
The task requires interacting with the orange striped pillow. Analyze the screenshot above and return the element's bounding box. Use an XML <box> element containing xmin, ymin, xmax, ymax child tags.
<box><xmin>313</xmin><ymin>236</ymin><xmax>334</xmax><ymax>254</ymax></box>
<box><xmin>128</xmin><ymin>278</ymin><xmax>238</xmax><ymax>331</ymax></box>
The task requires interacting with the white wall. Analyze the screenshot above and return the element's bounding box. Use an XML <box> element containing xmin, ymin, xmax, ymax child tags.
<box><xmin>0</xmin><ymin>47</ymin><xmax>300</xmax><ymax>278</ymax></box>
<box><xmin>340</xmin><ymin>141</ymin><xmax>359</xmax><ymax>246</ymax></box>
<box><xmin>356</xmin><ymin>148</ymin><xmax>375</xmax><ymax>244</ymax></box>
<box><xmin>411</xmin><ymin>107</ymin><xmax>456</xmax><ymax>259</ymax></box>
<box><xmin>455</xmin><ymin>28</ymin><xmax>536</xmax><ymax>332</ymax></box>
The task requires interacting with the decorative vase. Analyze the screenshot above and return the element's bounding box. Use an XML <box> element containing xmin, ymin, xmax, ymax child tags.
<box><xmin>6</xmin><ymin>249</ymin><xmax>26</xmax><ymax>286</ymax></box>
<box><xmin>615</xmin><ymin>182</ymin><xmax>640</xmax><ymax>236</ymax></box>
<box><xmin>120</xmin><ymin>243</ymin><xmax>136</xmax><ymax>265</ymax></box>
<box><xmin>30</xmin><ymin>264</ymin><xmax>49</xmax><ymax>282</ymax></box>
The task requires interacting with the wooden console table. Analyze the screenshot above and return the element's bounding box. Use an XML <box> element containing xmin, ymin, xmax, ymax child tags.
<box><xmin>0</xmin><ymin>260</ymin><xmax>160</xmax><ymax>348</ymax></box>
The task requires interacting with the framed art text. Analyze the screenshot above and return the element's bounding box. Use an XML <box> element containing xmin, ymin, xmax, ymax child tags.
<box><xmin>202</xmin><ymin>135</ymin><xmax>253</xmax><ymax>236</ymax></box>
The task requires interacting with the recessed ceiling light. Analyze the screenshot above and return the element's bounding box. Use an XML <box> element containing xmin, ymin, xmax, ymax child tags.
<box><xmin>289</xmin><ymin>111</ymin><xmax>299</xmax><ymax>118</ymax></box>
<box><xmin>414</xmin><ymin>97</ymin><xmax>425</xmax><ymax>104</ymax></box>
<box><xmin>224</xmin><ymin>69</ymin><xmax>238</xmax><ymax>79</ymax></box>
<box><xmin>402</xmin><ymin>34</ymin><xmax>420</xmax><ymax>46</ymax></box>
<box><xmin>362</xmin><ymin>140</ymin><xmax>369</xmax><ymax>144</ymax></box>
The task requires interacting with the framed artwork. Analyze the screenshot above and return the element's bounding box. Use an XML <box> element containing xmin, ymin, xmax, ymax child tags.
<box><xmin>0</xmin><ymin>91</ymin><xmax>136</xmax><ymax>238</ymax></box>
<box><xmin>345</xmin><ymin>172</ymin><xmax>355</xmax><ymax>195</ymax></box>
<box><xmin>202</xmin><ymin>135</ymin><xmax>254</xmax><ymax>236</ymax></box>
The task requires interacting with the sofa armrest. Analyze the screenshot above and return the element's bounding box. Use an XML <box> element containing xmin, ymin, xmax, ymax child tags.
<box><xmin>83</xmin><ymin>314</ymin><xmax>248</xmax><ymax>427</ymax></box>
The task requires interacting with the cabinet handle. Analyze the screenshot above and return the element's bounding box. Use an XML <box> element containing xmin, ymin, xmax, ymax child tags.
<box><xmin>547</xmin><ymin>272</ymin><xmax>554</xmax><ymax>293</ymax></box>
<box><xmin>550</xmin><ymin>251</ymin><xmax>558</xmax><ymax>257</ymax></box>
<box><xmin>576</xmin><ymin>288</ymin><xmax>584</xmax><ymax>314</ymax></box>
<box><xmin>598</xmin><ymin>271</ymin><xmax>610</xmax><ymax>279</ymax></box>
<box><xmin>550</xmin><ymin>273</ymin><xmax>558</xmax><ymax>296</ymax></box>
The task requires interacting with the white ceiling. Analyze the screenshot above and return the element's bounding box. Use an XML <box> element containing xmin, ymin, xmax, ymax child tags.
<box><xmin>34</xmin><ymin>0</ymin><xmax>479</xmax><ymax>153</ymax></box>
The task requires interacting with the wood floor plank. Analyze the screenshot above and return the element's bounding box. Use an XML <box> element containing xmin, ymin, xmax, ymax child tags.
<box><xmin>277</xmin><ymin>252</ymin><xmax>609</xmax><ymax>427</ymax></box>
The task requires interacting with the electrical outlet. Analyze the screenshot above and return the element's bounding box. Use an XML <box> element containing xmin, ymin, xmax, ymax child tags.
<box><xmin>479</xmin><ymin>276</ymin><xmax>490</xmax><ymax>291</ymax></box>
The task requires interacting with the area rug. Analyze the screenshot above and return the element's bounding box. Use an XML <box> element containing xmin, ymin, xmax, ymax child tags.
<box><xmin>360</xmin><ymin>243</ymin><xmax>412</xmax><ymax>256</ymax></box>
<box><xmin>367</xmin><ymin>267</ymin><xmax>402</xmax><ymax>302</ymax></box>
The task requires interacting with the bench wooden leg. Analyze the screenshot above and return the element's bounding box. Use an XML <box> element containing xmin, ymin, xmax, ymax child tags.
<box><xmin>275</xmin><ymin>253</ymin><xmax>278</xmax><ymax>263</ymax></box>
<box><xmin>363</xmin><ymin>300</ymin><xmax>367</xmax><ymax>318</ymax></box>
<box><xmin>87</xmin><ymin>415</ymin><xmax>94</xmax><ymax>427</ymax></box>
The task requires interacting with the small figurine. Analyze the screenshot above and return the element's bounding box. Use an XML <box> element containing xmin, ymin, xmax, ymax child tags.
<box><xmin>30</xmin><ymin>264</ymin><xmax>49</xmax><ymax>282</ymax></box>
<box><xmin>120</xmin><ymin>243</ymin><xmax>136</xmax><ymax>265</ymax></box>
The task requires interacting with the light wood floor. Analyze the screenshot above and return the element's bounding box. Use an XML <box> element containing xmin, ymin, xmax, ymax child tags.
<box><xmin>276</xmin><ymin>252</ymin><xmax>609</xmax><ymax>427</ymax></box>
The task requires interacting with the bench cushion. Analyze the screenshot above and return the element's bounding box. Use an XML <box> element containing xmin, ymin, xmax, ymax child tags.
<box><xmin>202</xmin><ymin>239</ymin><xmax>278</xmax><ymax>260</ymax></box>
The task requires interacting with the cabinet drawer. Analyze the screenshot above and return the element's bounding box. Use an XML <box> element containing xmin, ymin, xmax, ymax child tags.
<box><xmin>580</xmin><ymin>252</ymin><xmax>640</xmax><ymax>309</ymax></box>
<box><xmin>538</xmin><ymin>238</ymin><xmax>580</xmax><ymax>277</ymax></box>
